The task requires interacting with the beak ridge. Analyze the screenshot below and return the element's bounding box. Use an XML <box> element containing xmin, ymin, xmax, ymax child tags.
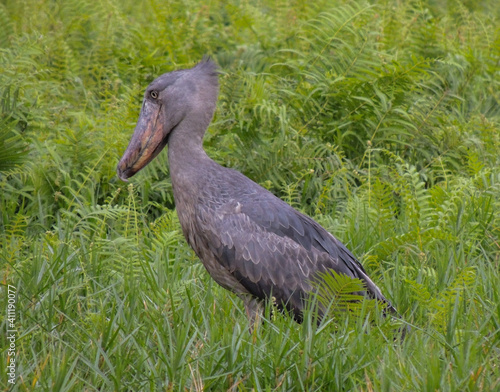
<box><xmin>117</xmin><ymin>100</ymin><xmax>167</xmax><ymax>181</ymax></box>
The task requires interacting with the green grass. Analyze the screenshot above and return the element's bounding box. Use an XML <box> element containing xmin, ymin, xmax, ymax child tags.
<box><xmin>1</xmin><ymin>0</ymin><xmax>499</xmax><ymax>390</ymax></box>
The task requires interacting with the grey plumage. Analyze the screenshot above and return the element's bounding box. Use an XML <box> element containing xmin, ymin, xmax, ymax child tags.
<box><xmin>117</xmin><ymin>58</ymin><xmax>398</xmax><ymax>327</ymax></box>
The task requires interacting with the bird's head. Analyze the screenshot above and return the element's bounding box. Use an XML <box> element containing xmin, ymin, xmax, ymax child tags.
<box><xmin>117</xmin><ymin>58</ymin><xmax>218</xmax><ymax>181</ymax></box>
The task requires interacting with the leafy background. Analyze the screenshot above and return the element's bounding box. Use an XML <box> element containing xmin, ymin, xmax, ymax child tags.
<box><xmin>1</xmin><ymin>0</ymin><xmax>499</xmax><ymax>390</ymax></box>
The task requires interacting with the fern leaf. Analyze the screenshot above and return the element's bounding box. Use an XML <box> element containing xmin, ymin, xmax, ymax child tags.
<box><xmin>311</xmin><ymin>269</ymin><xmax>376</xmax><ymax>317</ymax></box>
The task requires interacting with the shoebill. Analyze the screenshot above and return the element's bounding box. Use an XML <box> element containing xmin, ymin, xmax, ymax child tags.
<box><xmin>117</xmin><ymin>58</ymin><xmax>399</xmax><ymax>328</ymax></box>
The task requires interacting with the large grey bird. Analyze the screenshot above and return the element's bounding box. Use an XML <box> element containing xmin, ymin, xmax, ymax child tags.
<box><xmin>117</xmin><ymin>58</ymin><xmax>398</xmax><ymax>326</ymax></box>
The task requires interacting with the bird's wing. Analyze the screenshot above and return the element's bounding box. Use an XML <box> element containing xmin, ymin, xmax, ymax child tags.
<box><xmin>196</xmin><ymin>190</ymin><xmax>391</xmax><ymax>315</ymax></box>
<box><xmin>250</xmin><ymin>198</ymin><xmax>392</xmax><ymax>308</ymax></box>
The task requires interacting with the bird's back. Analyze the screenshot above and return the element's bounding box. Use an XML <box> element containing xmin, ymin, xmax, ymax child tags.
<box><xmin>175</xmin><ymin>160</ymin><xmax>395</xmax><ymax>321</ymax></box>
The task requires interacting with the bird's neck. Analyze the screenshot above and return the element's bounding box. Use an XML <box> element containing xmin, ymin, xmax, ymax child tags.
<box><xmin>167</xmin><ymin>118</ymin><xmax>215</xmax><ymax>242</ymax></box>
<box><xmin>167</xmin><ymin>118</ymin><xmax>212</xmax><ymax>197</ymax></box>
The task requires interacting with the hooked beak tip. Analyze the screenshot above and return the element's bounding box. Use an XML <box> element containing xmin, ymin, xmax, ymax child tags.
<box><xmin>117</xmin><ymin>166</ymin><xmax>130</xmax><ymax>182</ymax></box>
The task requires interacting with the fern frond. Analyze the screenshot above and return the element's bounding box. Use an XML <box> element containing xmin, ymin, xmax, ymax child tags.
<box><xmin>430</xmin><ymin>267</ymin><xmax>478</xmax><ymax>330</ymax></box>
<box><xmin>311</xmin><ymin>269</ymin><xmax>377</xmax><ymax>319</ymax></box>
<box><xmin>0</xmin><ymin>120</ymin><xmax>28</xmax><ymax>172</ymax></box>
<box><xmin>0</xmin><ymin>3</ymin><xmax>13</xmax><ymax>48</ymax></box>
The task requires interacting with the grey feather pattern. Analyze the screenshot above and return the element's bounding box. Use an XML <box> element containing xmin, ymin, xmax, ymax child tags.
<box><xmin>190</xmin><ymin>165</ymin><xmax>395</xmax><ymax>320</ymax></box>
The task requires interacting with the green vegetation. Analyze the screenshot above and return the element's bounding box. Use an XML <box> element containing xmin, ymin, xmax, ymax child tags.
<box><xmin>1</xmin><ymin>0</ymin><xmax>499</xmax><ymax>390</ymax></box>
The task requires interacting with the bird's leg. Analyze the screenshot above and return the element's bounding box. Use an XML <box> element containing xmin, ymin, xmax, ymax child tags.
<box><xmin>243</xmin><ymin>296</ymin><xmax>264</xmax><ymax>335</ymax></box>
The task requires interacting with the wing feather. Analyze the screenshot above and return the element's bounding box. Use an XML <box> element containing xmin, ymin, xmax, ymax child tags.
<box><xmin>195</xmin><ymin>171</ymin><xmax>394</xmax><ymax>318</ymax></box>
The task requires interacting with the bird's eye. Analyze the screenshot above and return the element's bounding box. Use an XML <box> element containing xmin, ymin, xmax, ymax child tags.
<box><xmin>150</xmin><ymin>90</ymin><xmax>158</xmax><ymax>99</ymax></box>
